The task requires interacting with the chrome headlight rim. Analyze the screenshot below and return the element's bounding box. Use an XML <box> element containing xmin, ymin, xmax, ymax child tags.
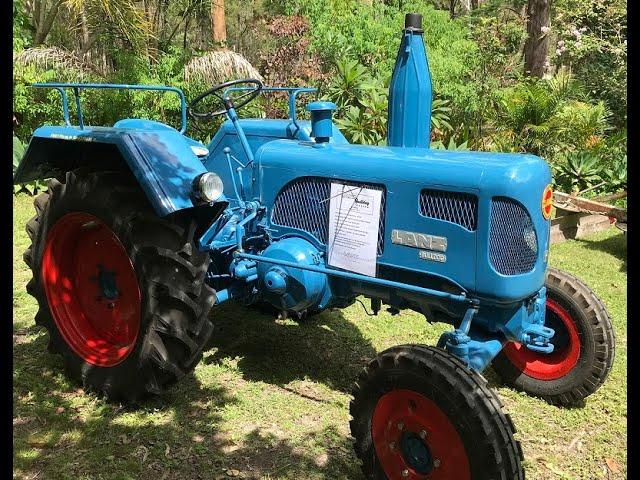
<box><xmin>193</xmin><ymin>172</ymin><xmax>224</xmax><ymax>203</ymax></box>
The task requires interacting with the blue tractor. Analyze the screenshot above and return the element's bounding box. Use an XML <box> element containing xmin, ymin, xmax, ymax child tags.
<box><xmin>15</xmin><ymin>13</ymin><xmax>614</xmax><ymax>480</ymax></box>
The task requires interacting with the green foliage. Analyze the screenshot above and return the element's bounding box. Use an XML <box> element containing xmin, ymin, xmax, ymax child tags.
<box><xmin>13</xmin><ymin>0</ymin><xmax>31</xmax><ymax>51</ymax></box>
<box><xmin>329</xmin><ymin>56</ymin><xmax>454</xmax><ymax>145</ymax></box>
<box><xmin>602</xmin><ymin>155</ymin><xmax>627</xmax><ymax>191</ymax></box>
<box><xmin>333</xmin><ymin>76</ymin><xmax>387</xmax><ymax>145</ymax></box>
<box><xmin>13</xmin><ymin>135</ymin><xmax>46</xmax><ymax>195</ymax></box>
<box><xmin>553</xmin><ymin>151</ymin><xmax>601</xmax><ymax>192</ymax></box>
<box><xmin>326</xmin><ymin>59</ymin><xmax>372</xmax><ymax>111</ymax></box>
<box><xmin>430</xmin><ymin>98</ymin><xmax>453</xmax><ymax>133</ymax></box>
<box><xmin>490</xmin><ymin>71</ymin><xmax>612</xmax><ymax>161</ymax></box>
<box><xmin>299</xmin><ymin>1</ymin><xmax>480</xmax><ymax>122</ymax></box>
<box><xmin>13</xmin><ymin>65</ymin><xmax>79</xmax><ymax>141</ymax></box>
<box><xmin>552</xmin><ymin>147</ymin><xmax>626</xmax><ymax>196</ymax></box>
<box><xmin>554</xmin><ymin>0</ymin><xmax>626</xmax><ymax>126</ymax></box>
<box><xmin>13</xmin><ymin>136</ymin><xmax>25</xmax><ymax>173</ymax></box>
<box><xmin>431</xmin><ymin>137</ymin><xmax>469</xmax><ymax>151</ymax></box>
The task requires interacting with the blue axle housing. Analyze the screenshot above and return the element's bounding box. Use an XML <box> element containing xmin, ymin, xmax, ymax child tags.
<box><xmin>14</xmin><ymin>13</ymin><xmax>554</xmax><ymax>373</ymax></box>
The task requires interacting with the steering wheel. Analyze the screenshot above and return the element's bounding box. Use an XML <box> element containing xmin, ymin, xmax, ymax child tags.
<box><xmin>188</xmin><ymin>78</ymin><xmax>264</xmax><ymax>119</ymax></box>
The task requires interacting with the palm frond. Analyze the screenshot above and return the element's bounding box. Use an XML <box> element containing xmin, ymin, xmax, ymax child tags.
<box><xmin>13</xmin><ymin>46</ymin><xmax>102</xmax><ymax>77</ymax></box>
<box><xmin>184</xmin><ymin>50</ymin><xmax>262</xmax><ymax>84</ymax></box>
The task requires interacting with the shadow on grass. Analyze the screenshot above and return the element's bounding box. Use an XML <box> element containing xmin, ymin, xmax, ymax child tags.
<box><xmin>13</xmin><ymin>327</ymin><xmax>362</xmax><ymax>480</ymax></box>
<box><xmin>577</xmin><ymin>232</ymin><xmax>627</xmax><ymax>271</ymax></box>
<box><xmin>204</xmin><ymin>302</ymin><xmax>378</xmax><ymax>393</ymax></box>
<box><xmin>483</xmin><ymin>366</ymin><xmax>587</xmax><ymax>409</ymax></box>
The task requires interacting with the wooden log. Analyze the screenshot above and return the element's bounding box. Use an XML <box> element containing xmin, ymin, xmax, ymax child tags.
<box><xmin>553</xmin><ymin>191</ymin><xmax>627</xmax><ymax>223</ymax></box>
<box><xmin>593</xmin><ymin>191</ymin><xmax>627</xmax><ymax>203</ymax></box>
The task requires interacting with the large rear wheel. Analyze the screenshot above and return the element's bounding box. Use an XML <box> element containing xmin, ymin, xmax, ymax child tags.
<box><xmin>492</xmin><ymin>267</ymin><xmax>615</xmax><ymax>406</ymax></box>
<box><xmin>350</xmin><ymin>345</ymin><xmax>524</xmax><ymax>480</ymax></box>
<box><xmin>24</xmin><ymin>169</ymin><xmax>216</xmax><ymax>402</ymax></box>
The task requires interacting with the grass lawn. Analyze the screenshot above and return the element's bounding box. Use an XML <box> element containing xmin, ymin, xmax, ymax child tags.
<box><xmin>13</xmin><ymin>192</ymin><xmax>627</xmax><ymax>480</ymax></box>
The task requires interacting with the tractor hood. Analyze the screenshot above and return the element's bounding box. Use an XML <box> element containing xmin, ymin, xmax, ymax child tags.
<box><xmin>256</xmin><ymin>141</ymin><xmax>551</xmax><ymax>199</ymax></box>
<box><xmin>255</xmin><ymin>140</ymin><xmax>552</xmax><ymax>302</ymax></box>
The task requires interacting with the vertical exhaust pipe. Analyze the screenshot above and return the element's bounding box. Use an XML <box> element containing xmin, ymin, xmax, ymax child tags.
<box><xmin>387</xmin><ymin>13</ymin><xmax>433</xmax><ymax>148</ymax></box>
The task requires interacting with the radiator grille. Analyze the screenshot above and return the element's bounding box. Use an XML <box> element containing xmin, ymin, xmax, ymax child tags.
<box><xmin>489</xmin><ymin>197</ymin><xmax>538</xmax><ymax>275</ymax></box>
<box><xmin>419</xmin><ymin>189</ymin><xmax>478</xmax><ymax>231</ymax></box>
<box><xmin>271</xmin><ymin>177</ymin><xmax>386</xmax><ymax>254</ymax></box>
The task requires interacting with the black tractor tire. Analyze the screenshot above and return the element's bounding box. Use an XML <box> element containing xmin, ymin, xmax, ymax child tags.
<box><xmin>492</xmin><ymin>267</ymin><xmax>615</xmax><ymax>406</ymax></box>
<box><xmin>350</xmin><ymin>344</ymin><xmax>524</xmax><ymax>480</ymax></box>
<box><xmin>24</xmin><ymin>169</ymin><xmax>216</xmax><ymax>403</ymax></box>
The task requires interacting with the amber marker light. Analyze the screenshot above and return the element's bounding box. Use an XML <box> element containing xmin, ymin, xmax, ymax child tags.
<box><xmin>542</xmin><ymin>184</ymin><xmax>553</xmax><ymax>220</ymax></box>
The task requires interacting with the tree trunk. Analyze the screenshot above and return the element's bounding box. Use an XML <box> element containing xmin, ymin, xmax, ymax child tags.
<box><xmin>77</xmin><ymin>7</ymin><xmax>93</xmax><ymax>55</ymax></box>
<box><xmin>524</xmin><ymin>0</ymin><xmax>551</xmax><ymax>77</ymax></box>
<box><xmin>449</xmin><ymin>0</ymin><xmax>458</xmax><ymax>19</ymax></box>
<box><xmin>211</xmin><ymin>0</ymin><xmax>226</xmax><ymax>43</ymax></box>
<box><xmin>33</xmin><ymin>0</ymin><xmax>63</xmax><ymax>45</ymax></box>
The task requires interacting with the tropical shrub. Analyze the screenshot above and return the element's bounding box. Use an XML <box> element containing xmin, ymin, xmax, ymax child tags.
<box><xmin>489</xmin><ymin>70</ymin><xmax>611</xmax><ymax>160</ymax></box>
<box><xmin>553</xmin><ymin>0</ymin><xmax>626</xmax><ymax>126</ymax></box>
<box><xmin>553</xmin><ymin>151</ymin><xmax>601</xmax><ymax>193</ymax></box>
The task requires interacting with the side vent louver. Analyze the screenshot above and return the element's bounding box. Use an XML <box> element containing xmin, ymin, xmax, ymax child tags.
<box><xmin>419</xmin><ymin>189</ymin><xmax>478</xmax><ymax>231</ymax></box>
<box><xmin>272</xmin><ymin>177</ymin><xmax>386</xmax><ymax>254</ymax></box>
<box><xmin>489</xmin><ymin>197</ymin><xmax>538</xmax><ymax>275</ymax></box>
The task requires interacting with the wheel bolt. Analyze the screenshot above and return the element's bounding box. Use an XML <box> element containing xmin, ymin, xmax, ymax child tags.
<box><xmin>401</xmin><ymin>469</ymin><xmax>409</xmax><ymax>477</ymax></box>
<box><xmin>397</xmin><ymin>422</ymin><xmax>404</xmax><ymax>431</ymax></box>
<box><xmin>433</xmin><ymin>458</ymin><xmax>441</xmax><ymax>468</ymax></box>
<box><xmin>389</xmin><ymin>442</ymin><xmax>396</xmax><ymax>450</ymax></box>
<box><xmin>419</xmin><ymin>430</ymin><xmax>427</xmax><ymax>439</ymax></box>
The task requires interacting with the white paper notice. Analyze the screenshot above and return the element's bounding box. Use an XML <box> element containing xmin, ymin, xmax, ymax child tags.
<box><xmin>327</xmin><ymin>183</ymin><xmax>382</xmax><ymax>277</ymax></box>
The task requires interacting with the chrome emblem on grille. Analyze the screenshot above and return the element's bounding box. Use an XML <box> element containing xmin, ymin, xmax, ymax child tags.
<box><xmin>391</xmin><ymin>229</ymin><xmax>447</xmax><ymax>252</ymax></box>
<box><xmin>419</xmin><ymin>250</ymin><xmax>446</xmax><ymax>263</ymax></box>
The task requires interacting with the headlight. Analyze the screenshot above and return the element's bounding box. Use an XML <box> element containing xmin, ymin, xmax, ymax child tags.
<box><xmin>194</xmin><ymin>172</ymin><xmax>224</xmax><ymax>203</ymax></box>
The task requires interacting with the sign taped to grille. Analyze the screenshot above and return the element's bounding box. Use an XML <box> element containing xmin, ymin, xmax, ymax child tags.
<box><xmin>327</xmin><ymin>182</ymin><xmax>382</xmax><ymax>277</ymax></box>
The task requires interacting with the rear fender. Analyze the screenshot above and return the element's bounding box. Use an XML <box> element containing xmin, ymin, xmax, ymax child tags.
<box><xmin>14</xmin><ymin>125</ymin><xmax>228</xmax><ymax>218</ymax></box>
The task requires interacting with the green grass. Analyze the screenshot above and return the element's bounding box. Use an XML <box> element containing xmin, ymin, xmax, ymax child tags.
<box><xmin>13</xmin><ymin>193</ymin><xmax>627</xmax><ymax>479</ymax></box>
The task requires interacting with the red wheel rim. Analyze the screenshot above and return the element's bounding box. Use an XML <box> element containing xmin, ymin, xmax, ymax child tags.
<box><xmin>372</xmin><ymin>389</ymin><xmax>471</xmax><ymax>480</ymax></box>
<box><xmin>41</xmin><ymin>212</ymin><xmax>141</xmax><ymax>367</ymax></box>
<box><xmin>502</xmin><ymin>299</ymin><xmax>581</xmax><ymax>380</ymax></box>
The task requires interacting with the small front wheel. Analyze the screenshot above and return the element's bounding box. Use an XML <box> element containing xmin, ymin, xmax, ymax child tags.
<box><xmin>492</xmin><ymin>267</ymin><xmax>615</xmax><ymax>406</ymax></box>
<box><xmin>350</xmin><ymin>345</ymin><xmax>524</xmax><ymax>480</ymax></box>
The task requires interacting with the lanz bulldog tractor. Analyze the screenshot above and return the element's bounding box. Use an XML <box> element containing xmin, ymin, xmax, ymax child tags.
<box><xmin>15</xmin><ymin>13</ymin><xmax>615</xmax><ymax>480</ymax></box>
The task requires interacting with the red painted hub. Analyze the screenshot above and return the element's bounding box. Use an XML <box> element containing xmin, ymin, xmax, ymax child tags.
<box><xmin>372</xmin><ymin>389</ymin><xmax>470</xmax><ymax>480</ymax></box>
<box><xmin>41</xmin><ymin>212</ymin><xmax>141</xmax><ymax>367</ymax></box>
<box><xmin>503</xmin><ymin>299</ymin><xmax>581</xmax><ymax>380</ymax></box>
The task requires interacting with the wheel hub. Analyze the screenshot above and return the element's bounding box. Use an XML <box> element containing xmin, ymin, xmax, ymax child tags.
<box><xmin>399</xmin><ymin>431</ymin><xmax>433</xmax><ymax>475</ymax></box>
<box><xmin>371</xmin><ymin>389</ymin><xmax>470</xmax><ymax>480</ymax></box>
<box><xmin>41</xmin><ymin>212</ymin><xmax>141</xmax><ymax>367</ymax></box>
<box><xmin>97</xmin><ymin>265</ymin><xmax>119</xmax><ymax>300</ymax></box>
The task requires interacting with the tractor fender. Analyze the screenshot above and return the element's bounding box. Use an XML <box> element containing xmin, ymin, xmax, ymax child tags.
<box><xmin>13</xmin><ymin>125</ymin><xmax>227</xmax><ymax>218</ymax></box>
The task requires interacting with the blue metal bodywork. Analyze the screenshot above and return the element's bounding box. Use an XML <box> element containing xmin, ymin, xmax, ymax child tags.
<box><xmin>14</xmin><ymin>13</ymin><xmax>555</xmax><ymax>374</ymax></box>
<box><xmin>248</xmin><ymin>141</ymin><xmax>550</xmax><ymax>302</ymax></box>
<box><xmin>387</xmin><ymin>23</ymin><xmax>432</xmax><ymax>148</ymax></box>
<box><xmin>14</xmin><ymin>122</ymin><xmax>223</xmax><ymax>217</ymax></box>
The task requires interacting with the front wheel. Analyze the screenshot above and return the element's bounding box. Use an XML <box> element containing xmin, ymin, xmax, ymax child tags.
<box><xmin>350</xmin><ymin>345</ymin><xmax>524</xmax><ymax>480</ymax></box>
<box><xmin>492</xmin><ymin>267</ymin><xmax>615</xmax><ymax>406</ymax></box>
<box><xmin>24</xmin><ymin>169</ymin><xmax>216</xmax><ymax>402</ymax></box>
